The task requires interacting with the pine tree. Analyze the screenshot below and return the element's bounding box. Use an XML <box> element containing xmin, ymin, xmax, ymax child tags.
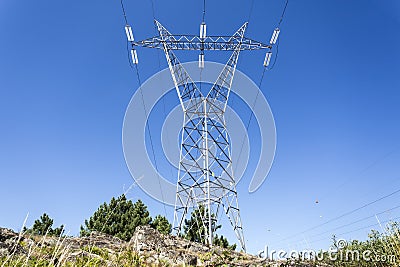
<box><xmin>183</xmin><ymin>205</ymin><xmax>216</xmax><ymax>243</ymax></box>
<box><xmin>183</xmin><ymin>205</ymin><xmax>236</xmax><ymax>249</ymax></box>
<box><xmin>80</xmin><ymin>195</ymin><xmax>152</xmax><ymax>241</ymax></box>
<box><xmin>151</xmin><ymin>215</ymin><xmax>172</xmax><ymax>235</ymax></box>
<box><xmin>214</xmin><ymin>234</ymin><xmax>237</xmax><ymax>250</ymax></box>
<box><xmin>24</xmin><ymin>213</ymin><xmax>64</xmax><ymax>236</ymax></box>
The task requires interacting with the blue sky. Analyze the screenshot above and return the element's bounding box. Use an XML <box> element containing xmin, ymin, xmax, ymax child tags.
<box><xmin>0</xmin><ymin>0</ymin><xmax>400</xmax><ymax>254</ymax></box>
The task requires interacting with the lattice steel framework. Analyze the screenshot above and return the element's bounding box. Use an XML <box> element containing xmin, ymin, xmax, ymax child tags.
<box><xmin>131</xmin><ymin>20</ymin><xmax>272</xmax><ymax>251</ymax></box>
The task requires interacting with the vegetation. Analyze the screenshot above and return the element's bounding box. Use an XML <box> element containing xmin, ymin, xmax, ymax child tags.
<box><xmin>317</xmin><ymin>223</ymin><xmax>400</xmax><ymax>267</ymax></box>
<box><xmin>5</xmin><ymin>196</ymin><xmax>400</xmax><ymax>266</ymax></box>
<box><xmin>183</xmin><ymin>205</ymin><xmax>237</xmax><ymax>250</ymax></box>
<box><xmin>276</xmin><ymin>223</ymin><xmax>400</xmax><ymax>267</ymax></box>
<box><xmin>151</xmin><ymin>215</ymin><xmax>172</xmax><ymax>235</ymax></box>
<box><xmin>213</xmin><ymin>234</ymin><xmax>236</xmax><ymax>250</ymax></box>
<box><xmin>79</xmin><ymin>195</ymin><xmax>172</xmax><ymax>242</ymax></box>
<box><xmin>23</xmin><ymin>213</ymin><xmax>65</xmax><ymax>237</ymax></box>
<box><xmin>0</xmin><ymin>241</ymin><xmax>148</xmax><ymax>267</ymax></box>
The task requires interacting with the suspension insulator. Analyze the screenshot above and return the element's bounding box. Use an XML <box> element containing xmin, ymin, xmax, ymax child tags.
<box><xmin>200</xmin><ymin>23</ymin><xmax>207</xmax><ymax>39</ymax></box>
<box><xmin>199</xmin><ymin>53</ymin><xmax>205</xmax><ymax>68</ymax></box>
<box><xmin>270</xmin><ymin>28</ymin><xmax>280</xmax><ymax>45</ymax></box>
<box><xmin>125</xmin><ymin>25</ymin><xmax>134</xmax><ymax>42</ymax></box>
<box><xmin>263</xmin><ymin>52</ymin><xmax>272</xmax><ymax>67</ymax></box>
<box><xmin>131</xmin><ymin>49</ymin><xmax>138</xmax><ymax>64</ymax></box>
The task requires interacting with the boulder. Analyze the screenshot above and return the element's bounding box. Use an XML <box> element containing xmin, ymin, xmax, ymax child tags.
<box><xmin>0</xmin><ymin>227</ymin><xmax>25</xmax><ymax>256</ymax></box>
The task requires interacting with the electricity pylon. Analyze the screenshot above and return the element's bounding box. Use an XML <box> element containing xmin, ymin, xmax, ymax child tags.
<box><xmin>128</xmin><ymin>20</ymin><xmax>273</xmax><ymax>251</ymax></box>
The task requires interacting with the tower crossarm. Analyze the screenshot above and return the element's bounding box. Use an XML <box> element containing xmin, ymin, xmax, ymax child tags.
<box><xmin>132</xmin><ymin>35</ymin><xmax>271</xmax><ymax>51</ymax></box>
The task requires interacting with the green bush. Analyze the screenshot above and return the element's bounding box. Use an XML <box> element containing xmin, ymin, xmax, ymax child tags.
<box><xmin>183</xmin><ymin>205</ymin><xmax>236</xmax><ymax>249</ymax></box>
<box><xmin>80</xmin><ymin>195</ymin><xmax>152</xmax><ymax>241</ymax></box>
<box><xmin>23</xmin><ymin>213</ymin><xmax>64</xmax><ymax>237</ymax></box>
<box><xmin>151</xmin><ymin>215</ymin><xmax>172</xmax><ymax>235</ymax></box>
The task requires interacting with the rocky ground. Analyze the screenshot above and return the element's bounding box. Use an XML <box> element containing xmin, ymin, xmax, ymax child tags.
<box><xmin>0</xmin><ymin>226</ymin><xmax>327</xmax><ymax>266</ymax></box>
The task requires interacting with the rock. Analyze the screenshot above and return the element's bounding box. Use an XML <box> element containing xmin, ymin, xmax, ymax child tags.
<box><xmin>0</xmin><ymin>228</ymin><xmax>17</xmax><ymax>242</ymax></box>
<box><xmin>0</xmin><ymin>227</ymin><xmax>26</xmax><ymax>256</ymax></box>
<box><xmin>130</xmin><ymin>225</ymin><xmax>203</xmax><ymax>265</ymax></box>
<box><xmin>0</xmin><ymin>248</ymin><xmax>8</xmax><ymax>257</ymax></box>
<box><xmin>129</xmin><ymin>225</ymin><xmax>266</xmax><ymax>266</ymax></box>
<box><xmin>0</xmin><ymin>226</ymin><xmax>267</xmax><ymax>266</ymax></box>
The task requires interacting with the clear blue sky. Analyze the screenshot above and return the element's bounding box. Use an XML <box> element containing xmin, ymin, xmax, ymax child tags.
<box><xmin>0</xmin><ymin>0</ymin><xmax>399</xmax><ymax>255</ymax></box>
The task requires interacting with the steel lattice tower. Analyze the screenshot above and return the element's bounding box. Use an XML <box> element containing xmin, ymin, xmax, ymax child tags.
<box><xmin>128</xmin><ymin>19</ymin><xmax>276</xmax><ymax>251</ymax></box>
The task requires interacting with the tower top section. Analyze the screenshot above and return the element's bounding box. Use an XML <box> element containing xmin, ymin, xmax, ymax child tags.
<box><xmin>131</xmin><ymin>20</ymin><xmax>271</xmax><ymax>51</ymax></box>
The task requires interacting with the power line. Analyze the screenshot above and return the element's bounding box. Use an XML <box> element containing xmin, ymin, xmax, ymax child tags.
<box><xmin>278</xmin><ymin>185</ymin><xmax>400</xmax><ymax>243</ymax></box>
<box><xmin>285</xmin><ymin>214</ymin><xmax>400</xmax><ymax>249</ymax></box>
<box><xmin>247</xmin><ymin>0</ymin><xmax>255</xmax><ymax>22</ymax></box>
<box><xmin>119</xmin><ymin>0</ymin><xmax>168</xmax><ymax>217</ymax></box>
<box><xmin>281</xmin><ymin>204</ymin><xmax>400</xmax><ymax>247</ymax></box>
<box><xmin>120</xmin><ymin>0</ymin><xmax>128</xmax><ymax>25</ymax></box>
<box><xmin>308</xmin><ymin>215</ymin><xmax>400</xmax><ymax>246</ymax></box>
<box><xmin>234</xmin><ymin>0</ymin><xmax>289</xmax><ymax>175</ymax></box>
<box><xmin>268</xmin><ymin>0</ymin><xmax>288</xmax><ymax>70</ymax></box>
<box><xmin>233</xmin><ymin>67</ymin><xmax>266</xmax><ymax>176</ymax></box>
<box><xmin>202</xmin><ymin>0</ymin><xmax>206</xmax><ymax>22</ymax></box>
<box><xmin>267</xmin><ymin>38</ymin><xmax>280</xmax><ymax>70</ymax></box>
<box><xmin>341</xmin><ymin>217</ymin><xmax>400</xmax><ymax>236</ymax></box>
<box><xmin>318</xmin><ymin>147</ymin><xmax>400</xmax><ymax>204</ymax></box>
<box><xmin>150</xmin><ymin>0</ymin><xmax>156</xmax><ymax>19</ymax></box>
<box><xmin>311</xmin><ymin>204</ymin><xmax>400</xmax><ymax>239</ymax></box>
<box><xmin>134</xmin><ymin>64</ymin><xmax>168</xmax><ymax>217</ymax></box>
<box><xmin>278</xmin><ymin>0</ymin><xmax>289</xmax><ymax>27</ymax></box>
<box><xmin>120</xmin><ymin>0</ymin><xmax>134</xmax><ymax>69</ymax></box>
<box><xmin>222</xmin><ymin>0</ymin><xmax>257</xmax><ymax>127</ymax></box>
<box><xmin>147</xmin><ymin>0</ymin><xmax>175</xmax><ymax>183</ymax></box>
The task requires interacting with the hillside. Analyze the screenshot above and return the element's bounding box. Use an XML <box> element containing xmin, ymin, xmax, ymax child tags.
<box><xmin>0</xmin><ymin>225</ymin><xmax>273</xmax><ymax>266</ymax></box>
